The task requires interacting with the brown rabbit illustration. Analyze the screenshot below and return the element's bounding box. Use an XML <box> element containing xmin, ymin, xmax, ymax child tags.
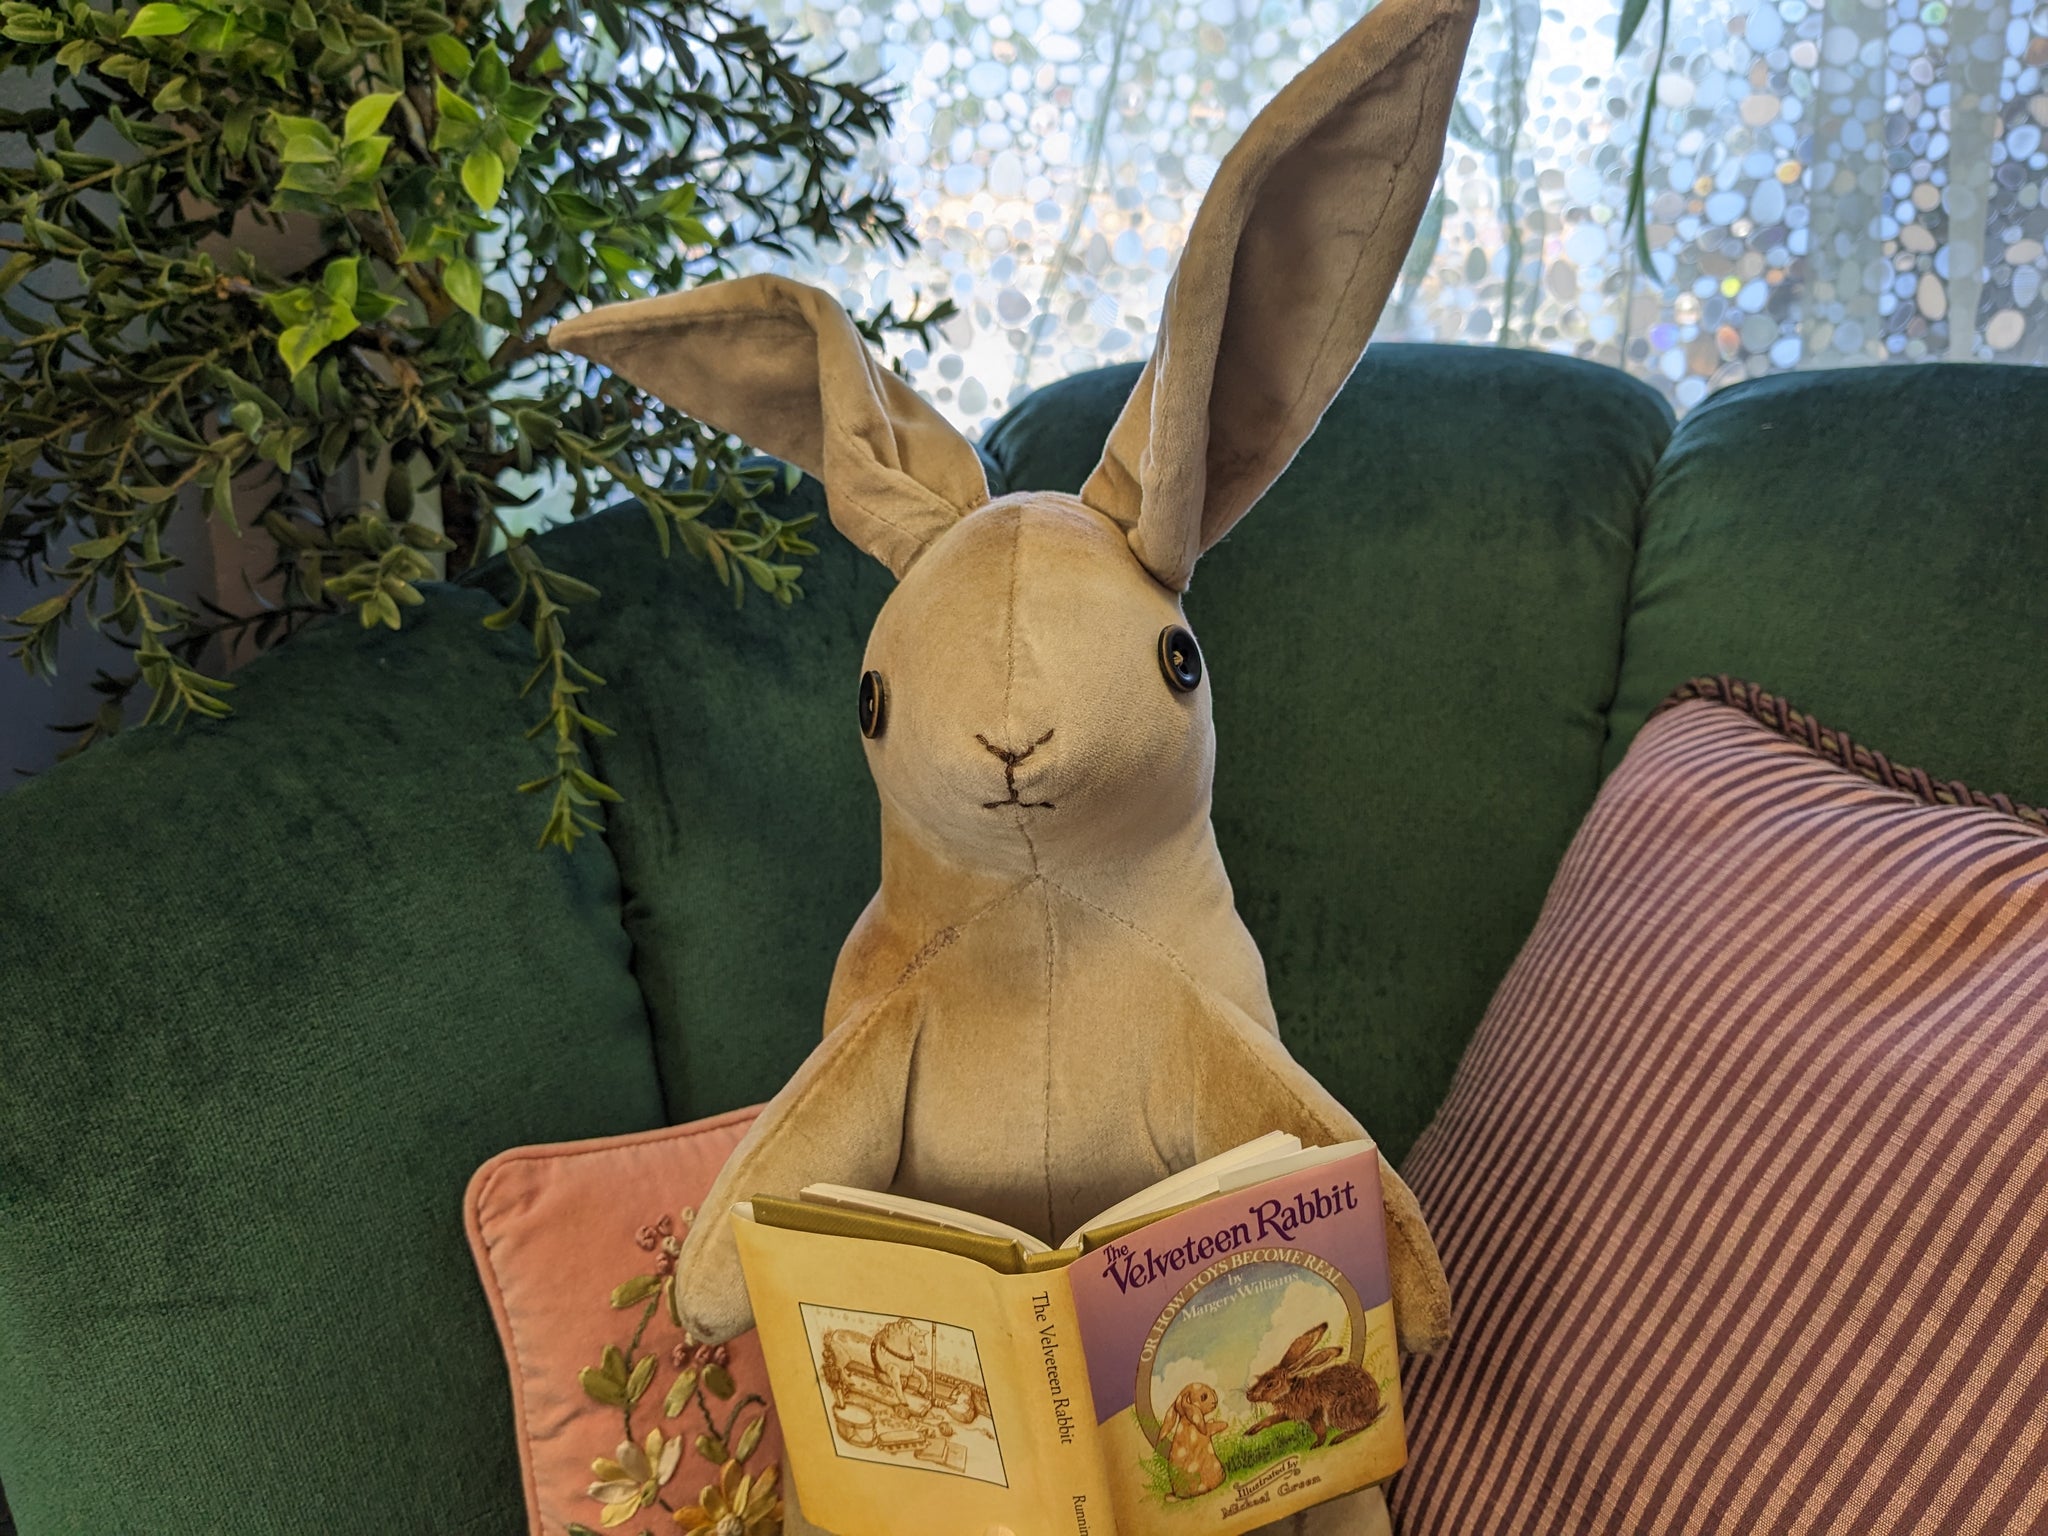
<box><xmin>1245</xmin><ymin>1323</ymin><xmax>1384</xmax><ymax>1449</ymax></box>
<box><xmin>1158</xmin><ymin>1381</ymin><xmax>1229</xmax><ymax>1498</ymax></box>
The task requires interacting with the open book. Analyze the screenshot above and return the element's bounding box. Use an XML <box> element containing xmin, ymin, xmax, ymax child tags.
<box><xmin>732</xmin><ymin>1135</ymin><xmax>1406</xmax><ymax>1536</ymax></box>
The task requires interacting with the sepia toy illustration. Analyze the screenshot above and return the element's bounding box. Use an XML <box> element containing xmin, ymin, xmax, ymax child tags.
<box><xmin>798</xmin><ymin>1306</ymin><xmax>1005</xmax><ymax>1486</ymax></box>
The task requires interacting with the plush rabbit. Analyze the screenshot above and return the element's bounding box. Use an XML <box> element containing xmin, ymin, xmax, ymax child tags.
<box><xmin>1159</xmin><ymin>1381</ymin><xmax>1230</xmax><ymax>1498</ymax></box>
<box><xmin>1246</xmin><ymin>1322</ymin><xmax>1387</xmax><ymax>1448</ymax></box>
<box><xmin>552</xmin><ymin>0</ymin><xmax>1474</xmax><ymax>1527</ymax></box>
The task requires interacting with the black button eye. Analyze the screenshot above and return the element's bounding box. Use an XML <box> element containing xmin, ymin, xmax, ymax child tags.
<box><xmin>1158</xmin><ymin>625</ymin><xmax>1202</xmax><ymax>693</ymax></box>
<box><xmin>858</xmin><ymin>669</ymin><xmax>886</xmax><ymax>738</ymax></box>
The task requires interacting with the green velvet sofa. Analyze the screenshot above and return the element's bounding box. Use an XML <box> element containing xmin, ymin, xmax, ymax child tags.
<box><xmin>2</xmin><ymin>344</ymin><xmax>2043</xmax><ymax>1533</ymax></box>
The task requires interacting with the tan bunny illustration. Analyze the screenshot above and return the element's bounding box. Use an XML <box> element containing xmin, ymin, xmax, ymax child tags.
<box><xmin>1159</xmin><ymin>1380</ymin><xmax>1230</xmax><ymax>1498</ymax></box>
<box><xmin>1246</xmin><ymin>1322</ymin><xmax>1387</xmax><ymax>1448</ymax></box>
<box><xmin>553</xmin><ymin>0</ymin><xmax>1474</xmax><ymax>1528</ymax></box>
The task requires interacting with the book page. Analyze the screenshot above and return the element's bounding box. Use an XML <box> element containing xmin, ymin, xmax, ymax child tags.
<box><xmin>801</xmin><ymin>1183</ymin><xmax>1053</xmax><ymax>1255</ymax></box>
<box><xmin>733</xmin><ymin>1211</ymin><xmax>1114</xmax><ymax>1536</ymax></box>
<box><xmin>1061</xmin><ymin>1134</ymin><xmax>1302</xmax><ymax>1248</ymax></box>
<box><xmin>1063</xmin><ymin>1148</ymin><xmax>1406</xmax><ymax>1536</ymax></box>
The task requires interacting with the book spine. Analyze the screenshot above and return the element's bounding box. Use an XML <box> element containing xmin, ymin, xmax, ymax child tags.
<box><xmin>1018</xmin><ymin>1273</ymin><xmax>1118</xmax><ymax>1536</ymax></box>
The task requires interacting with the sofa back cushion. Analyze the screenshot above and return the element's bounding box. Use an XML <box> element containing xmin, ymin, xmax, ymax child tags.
<box><xmin>1606</xmin><ymin>364</ymin><xmax>2048</xmax><ymax>803</ymax></box>
<box><xmin>0</xmin><ymin>595</ymin><xmax>666</xmax><ymax>1532</ymax></box>
<box><xmin>1393</xmin><ymin>685</ymin><xmax>2048</xmax><ymax>1533</ymax></box>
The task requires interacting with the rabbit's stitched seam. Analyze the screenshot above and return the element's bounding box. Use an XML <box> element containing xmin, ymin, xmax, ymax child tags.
<box><xmin>1042</xmin><ymin>876</ymin><xmax>1341</xmax><ymax>1139</ymax></box>
<box><xmin>1039</xmin><ymin>875</ymin><xmax>1215</xmax><ymax>1005</ymax></box>
<box><xmin>734</xmin><ymin>879</ymin><xmax>1034</xmax><ymax>1226</ymax></box>
<box><xmin>802</xmin><ymin>879</ymin><xmax>1034</xmax><ymax>1131</ymax></box>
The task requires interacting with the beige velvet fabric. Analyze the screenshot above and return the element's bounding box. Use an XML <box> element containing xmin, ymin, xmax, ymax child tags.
<box><xmin>548</xmin><ymin>274</ymin><xmax>988</xmax><ymax>577</ymax></box>
<box><xmin>1081</xmin><ymin>0</ymin><xmax>1480</xmax><ymax>590</ymax></box>
<box><xmin>548</xmin><ymin>12</ymin><xmax>1475</xmax><ymax>1527</ymax></box>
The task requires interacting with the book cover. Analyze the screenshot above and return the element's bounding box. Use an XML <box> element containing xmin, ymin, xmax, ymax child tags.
<box><xmin>1068</xmin><ymin>1148</ymin><xmax>1404</xmax><ymax>1535</ymax></box>
<box><xmin>729</xmin><ymin>1146</ymin><xmax>1401</xmax><ymax>1536</ymax></box>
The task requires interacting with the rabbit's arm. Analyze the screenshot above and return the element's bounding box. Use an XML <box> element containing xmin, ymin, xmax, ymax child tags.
<box><xmin>1185</xmin><ymin>1005</ymin><xmax>1452</xmax><ymax>1356</ymax></box>
<box><xmin>670</xmin><ymin>1001</ymin><xmax>919</xmax><ymax>1342</ymax></box>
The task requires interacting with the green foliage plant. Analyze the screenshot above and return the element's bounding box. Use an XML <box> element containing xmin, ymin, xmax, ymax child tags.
<box><xmin>0</xmin><ymin>0</ymin><xmax>952</xmax><ymax>847</ymax></box>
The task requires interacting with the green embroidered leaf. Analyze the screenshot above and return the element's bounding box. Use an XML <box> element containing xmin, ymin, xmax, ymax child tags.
<box><xmin>600</xmin><ymin>1344</ymin><xmax>628</xmax><ymax>1383</ymax></box>
<box><xmin>695</xmin><ymin>1432</ymin><xmax>727</xmax><ymax>1464</ymax></box>
<box><xmin>610</xmin><ymin>1274</ymin><xmax>659</xmax><ymax>1309</ymax></box>
<box><xmin>125</xmin><ymin>3</ymin><xmax>198</xmax><ymax>37</ymax></box>
<box><xmin>663</xmin><ymin>1368</ymin><xmax>698</xmax><ymax>1417</ymax></box>
<box><xmin>578</xmin><ymin>1365</ymin><xmax>625</xmax><ymax>1407</ymax></box>
<box><xmin>733</xmin><ymin>1413</ymin><xmax>764</xmax><ymax>1462</ymax></box>
<box><xmin>624</xmin><ymin>1353</ymin><xmax>656</xmax><ymax>1406</ymax></box>
<box><xmin>701</xmin><ymin>1362</ymin><xmax>735</xmax><ymax>1400</ymax></box>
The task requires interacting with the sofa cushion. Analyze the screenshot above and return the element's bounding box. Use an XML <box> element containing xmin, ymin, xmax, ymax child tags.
<box><xmin>1606</xmin><ymin>364</ymin><xmax>2048</xmax><ymax>803</ymax></box>
<box><xmin>1393</xmin><ymin>682</ymin><xmax>2048</xmax><ymax>1533</ymax></box>
<box><xmin>988</xmin><ymin>345</ymin><xmax>1675</xmax><ymax>1160</ymax></box>
<box><xmin>0</xmin><ymin>594</ymin><xmax>665</xmax><ymax>1533</ymax></box>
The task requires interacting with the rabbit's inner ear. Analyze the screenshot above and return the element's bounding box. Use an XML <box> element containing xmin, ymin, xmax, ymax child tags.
<box><xmin>1076</xmin><ymin>0</ymin><xmax>1477</xmax><ymax>591</ymax></box>
<box><xmin>551</xmin><ymin>274</ymin><xmax>987</xmax><ymax>577</ymax></box>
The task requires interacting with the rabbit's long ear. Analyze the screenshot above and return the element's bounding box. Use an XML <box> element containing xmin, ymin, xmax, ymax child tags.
<box><xmin>1080</xmin><ymin>0</ymin><xmax>1478</xmax><ymax>590</ymax></box>
<box><xmin>550</xmin><ymin>274</ymin><xmax>988</xmax><ymax>577</ymax></box>
<box><xmin>1280</xmin><ymin>1322</ymin><xmax>1330</xmax><ymax>1368</ymax></box>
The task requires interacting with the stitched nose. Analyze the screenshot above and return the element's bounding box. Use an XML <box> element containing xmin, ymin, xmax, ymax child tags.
<box><xmin>976</xmin><ymin>729</ymin><xmax>1054</xmax><ymax>810</ymax></box>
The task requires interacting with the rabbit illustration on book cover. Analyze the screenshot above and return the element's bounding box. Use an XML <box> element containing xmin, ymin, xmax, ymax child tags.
<box><xmin>1246</xmin><ymin>1322</ymin><xmax>1388</xmax><ymax>1449</ymax></box>
<box><xmin>552</xmin><ymin>0</ymin><xmax>1474</xmax><ymax>1528</ymax></box>
<box><xmin>1159</xmin><ymin>1381</ymin><xmax>1230</xmax><ymax>1499</ymax></box>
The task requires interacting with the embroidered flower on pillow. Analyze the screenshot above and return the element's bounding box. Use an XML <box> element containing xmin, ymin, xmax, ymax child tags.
<box><xmin>568</xmin><ymin>1207</ymin><xmax>780</xmax><ymax>1536</ymax></box>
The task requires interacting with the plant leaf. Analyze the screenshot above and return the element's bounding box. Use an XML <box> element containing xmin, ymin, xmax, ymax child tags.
<box><xmin>125</xmin><ymin>4</ymin><xmax>198</xmax><ymax>38</ymax></box>
<box><xmin>461</xmin><ymin>147</ymin><xmax>504</xmax><ymax>211</ymax></box>
<box><xmin>343</xmin><ymin>92</ymin><xmax>400</xmax><ymax>145</ymax></box>
<box><xmin>426</xmin><ymin>33</ymin><xmax>472</xmax><ymax>78</ymax></box>
<box><xmin>443</xmin><ymin>256</ymin><xmax>483</xmax><ymax>317</ymax></box>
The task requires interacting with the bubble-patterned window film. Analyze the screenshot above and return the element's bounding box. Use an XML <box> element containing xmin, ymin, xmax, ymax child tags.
<box><xmin>733</xmin><ymin>0</ymin><xmax>2048</xmax><ymax>426</ymax></box>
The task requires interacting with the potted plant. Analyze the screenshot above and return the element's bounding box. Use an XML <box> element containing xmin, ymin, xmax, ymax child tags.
<box><xmin>0</xmin><ymin>0</ymin><xmax>950</xmax><ymax>845</ymax></box>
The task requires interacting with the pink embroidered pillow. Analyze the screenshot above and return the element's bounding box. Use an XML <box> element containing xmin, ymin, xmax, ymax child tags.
<box><xmin>466</xmin><ymin>1106</ymin><xmax>785</xmax><ymax>1535</ymax></box>
<box><xmin>1393</xmin><ymin>680</ymin><xmax>2048</xmax><ymax>1535</ymax></box>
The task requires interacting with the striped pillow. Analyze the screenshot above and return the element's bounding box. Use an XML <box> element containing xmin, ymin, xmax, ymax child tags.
<box><xmin>1393</xmin><ymin>679</ymin><xmax>2048</xmax><ymax>1536</ymax></box>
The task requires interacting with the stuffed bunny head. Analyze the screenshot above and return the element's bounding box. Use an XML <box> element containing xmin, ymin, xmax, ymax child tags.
<box><xmin>855</xmin><ymin>491</ymin><xmax>1211</xmax><ymax>877</ymax></box>
<box><xmin>553</xmin><ymin>0</ymin><xmax>1477</xmax><ymax>886</ymax></box>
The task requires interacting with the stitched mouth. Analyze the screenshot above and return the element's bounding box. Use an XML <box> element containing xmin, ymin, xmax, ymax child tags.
<box><xmin>976</xmin><ymin>729</ymin><xmax>1055</xmax><ymax>811</ymax></box>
